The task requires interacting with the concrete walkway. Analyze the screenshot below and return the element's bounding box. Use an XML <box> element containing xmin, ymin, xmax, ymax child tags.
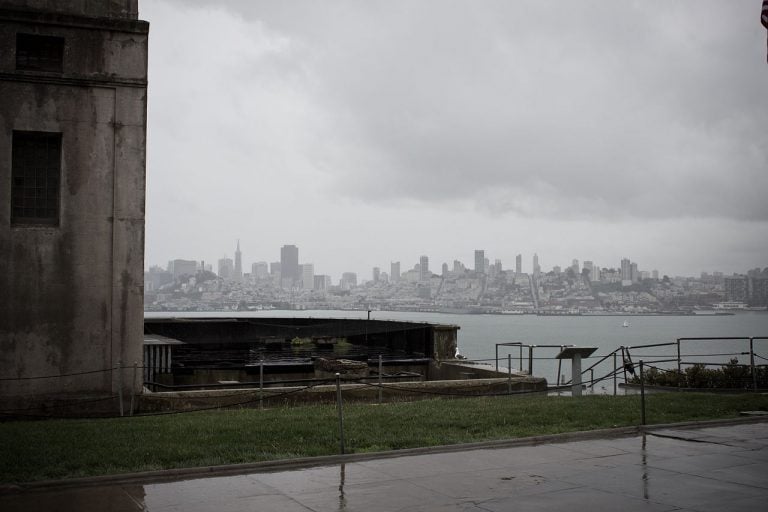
<box><xmin>2</xmin><ymin>422</ymin><xmax>767</xmax><ymax>511</ymax></box>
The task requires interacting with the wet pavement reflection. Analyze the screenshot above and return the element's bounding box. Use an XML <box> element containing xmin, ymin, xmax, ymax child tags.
<box><xmin>2</xmin><ymin>422</ymin><xmax>766</xmax><ymax>511</ymax></box>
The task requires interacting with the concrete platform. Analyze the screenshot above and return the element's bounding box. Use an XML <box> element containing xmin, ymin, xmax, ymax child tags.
<box><xmin>2</xmin><ymin>421</ymin><xmax>767</xmax><ymax>511</ymax></box>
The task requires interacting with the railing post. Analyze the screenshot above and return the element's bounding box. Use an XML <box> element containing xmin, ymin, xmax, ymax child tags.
<box><xmin>590</xmin><ymin>369</ymin><xmax>594</xmax><ymax>389</ymax></box>
<box><xmin>259</xmin><ymin>355</ymin><xmax>264</xmax><ymax>410</ymax></box>
<box><xmin>639</xmin><ymin>360</ymin><xmax>646</xmax><ymax>426</ymax></box>
<box><xmin>621</xmin><ymin>347</ymin><xmax>628</xmax><ymax>385</ymax></box>
<box><xmin>336</xmin><ymin>373</ymin><xmax>345</xmax><ymax>455</ymax></box>
<box><xmin>750</xmin><ymin>338</ymin><xmax>757</xmax><ymax>391</ymax></box>
<box><xmin>528</xmin><ymin>346</ymin><xmax>534</xmax><ymax>376</ymax></box>
<box><xmin>557</xmin><ymin>345</ymin><xmax>563</xmax><ymax>389</ymax></box>
<box><xmin>495</xmin><ymin>344</ymin><xmax>499</xmax><ymax>374</ymax></box>
<box><xmin>130</xmin><ymin>361</ymin><xmax>138</xmax><ymax>416</ymax></box>
<box><xmin>676</xmin><ymin>338</ymin><xmax>681</xmax><ymax>389</ymax></box>
<box><xmin>378</xmin><ymin>354</ymin><xmax>383</xmax><ymax>403</ymax></box>
<box><xmin>507</xmin><ymin>353</ymin><xmax>512</xmax><ymax>394</ymax></box>
<box><xmin>117</xmin><ymin>360</ymin><xmax>124</xmax><ymax>417</ymax></box>
<box><xmin>613</xmin><ymin>351</ymin><xmax>617</xmax><ymax>396</ymax></box>
<box><xmin>519</xmin><ymin>345</ymin><xmax>523</xmax><ymax>372</ymax></box>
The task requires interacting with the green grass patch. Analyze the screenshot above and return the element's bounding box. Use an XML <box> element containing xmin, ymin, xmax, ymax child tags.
<box><xmin>2</xmin><ymin>393</ymin><xmax>766</xmax><ymax>483</ymax></box>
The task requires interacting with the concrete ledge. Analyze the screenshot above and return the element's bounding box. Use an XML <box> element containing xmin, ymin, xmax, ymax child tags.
<box><xmin>4</xmin><ymin>415</ymin><xmax>766</xmax><ymax>494</ymax></box>
<box><xmin>138</xmin><ymin>377</ymin><xmax>547</xmax><ymax>412</ymax></box>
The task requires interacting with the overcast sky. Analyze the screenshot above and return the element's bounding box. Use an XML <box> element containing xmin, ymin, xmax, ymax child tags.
<box><xmin>142</xmin><ymin>0</ymin><xmax>768</xmax><ymax>280</ymax></box>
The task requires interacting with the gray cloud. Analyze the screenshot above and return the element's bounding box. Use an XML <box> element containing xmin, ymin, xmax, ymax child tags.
<box><xmin>161</xmin><ymin>0</ymin><xmax>767</xmax><ymax>220</ymax></box>
<box><xmin>144</xmin><ymin>1</ymin><xmax>768</xmax><ymax>277</ymax></box>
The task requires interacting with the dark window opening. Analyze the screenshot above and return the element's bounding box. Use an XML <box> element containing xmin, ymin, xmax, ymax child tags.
<box><xmin>16</xmin><ymin>33</ymin><xmax>64</xmax><ymax>72</ymax></box>
<box><xmin>11</xmin><ymin>131</ymin><xmax>62</xmax><ymax>226</ymax></box>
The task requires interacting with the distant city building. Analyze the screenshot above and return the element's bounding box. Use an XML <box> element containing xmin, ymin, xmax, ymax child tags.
<box><xmin>516</xmin><ymin>254</ymin><xmax>522</xmax><ymax>275</ymax></box>
<box><xmin>630</xmin><ymin>262</ymin><xmax>639</xmax><ymax>283</ymax></box>
<box><xmin>301</xmin><ymin>263</ymin><xmax>314</xmax><ymax>290</ymax></box>
<box><xmin>725</xmin><ymin>276</ymin><xmax>748</xmax><ymax>302</ymax></box>
<box><xmin>571</xmin><ymin>259</ymin><xmax>579</xmax><ymax>275</ymax></box>
<box><xmin>234</xmin><ymin>240</ymin><xmax>243</xmax><ymax>282</ymax></box>
<box><xmin>442</xmin><ymin>262</ymin><xmax>449</xmax><ymax>276</ymax></box>
<box><xmin>280</xmin><ymin>245</ymin><xmax>300</xmax><ymax>288</ymax></box>
<box><xmin>453</xmin><ymin>260</ymin><xmax>466</xmax><ymax>274</ymax></box>
<box><xmin>340</xmin><ymin>272</ymin><xmax>357</xmax><ymax>289</ymax></box>
<box><xmin>652</xmin><ymin>269</ymin><xmax>659</xmax><ymax>280</ymax></box>
<box><xmin>583</xmin><ymin>261</ymin><xmax>594</xmax><ymax>279</ymax></box>
<box><xmin>270</xmin><ymin>261</ymin><xmax>281</xmax><ymax>276</ymax></box>
<box><xmin>621</xmin><ymin>258</ymin><xmax>632</xmax><ymax>281</ymax></box>
<box><xmin>372</xmin><ymin>267</ymin><xmax>380</xmax><ymax>283</ymax></box>
<box><xmin>218</xmin><ymin>257</ymin><xmax>234</xmax><ymax>280</ymax></box>
<box><xmin>252</xmin><ymin>261</ymin><xmax>269</xmax><ymax>279</ymax></box>
<box><xmin>474</xmin><ymin>250</ymin><xmax>485</xmax><ymax>274</ymax></box>
<box><xmin>145</xmin><ymin>266</ymin><xmax>172</xmax><ymax>291</ymax></box>
<box><xmin>168</xmin><ymin>259</ymin><xmax>198</xmax><ymax>279</ymax></box>
<box><xmin>390</xmin><ymin>261</ymin><xmax>400</xmax><ymax>282</ymax></box>
<box><xmin>419</xmin><ymin>255</ymin><xmax>430</xmax><ymax>281</ymax></box>
<box><xmin>552</xmin><ymin>265</ymin><xmax>562</xmax><ymax>274</ymax></box>
<box><xmin>533</xmin><ymin>253</ymin><xmax>541</xmax><ymax>275</ymax></box>
<box><xmin>314</xmin><ymin>275</ymin><xmax>331</xmax><ymax>291</ymax></box>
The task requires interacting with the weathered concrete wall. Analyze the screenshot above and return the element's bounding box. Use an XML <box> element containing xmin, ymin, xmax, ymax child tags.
<box><xmin>0</xmin><ymin>0</ymin><xmax>138</xmax><ymax>19</ymax></box>
<box><xmin>0</xmin><ymin>7</ymin><xmax>147</xmax><ymax>404</ymax></box>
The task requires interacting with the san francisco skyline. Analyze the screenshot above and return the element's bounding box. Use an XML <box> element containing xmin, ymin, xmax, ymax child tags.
<box><xmin>143</xmin><ymin>1</ymin><xmax>768</xmax><ymax>279</ymax></box>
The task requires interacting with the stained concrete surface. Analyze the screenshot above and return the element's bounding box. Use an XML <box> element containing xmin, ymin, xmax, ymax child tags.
<box><xmin>2</xmin><ymin>422</ymin><xmax>767</xmax><ymax>511</ymax></box>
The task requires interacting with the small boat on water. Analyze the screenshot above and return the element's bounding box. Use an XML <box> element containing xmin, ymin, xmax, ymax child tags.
<box><xmin>622</xmin><ymin>320</ymin><xmax>630</xmax><ymax>328</ymax></box>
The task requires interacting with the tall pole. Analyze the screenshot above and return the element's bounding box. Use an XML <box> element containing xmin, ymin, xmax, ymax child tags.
<box><xmin>117</xmin><ymin>360</ymin><xmax>124</xmax><ymax>417</ymax></box>
<box><xmin>259</xmin><ymin>355</ymin><xmax>264</xmax><ymax>410</ymax></box>
<box><xmin>507</xmin><ymin>353</ymin><xmax>512</xmax><ymax>394</ymax></box>
<box><xmin>336</xmin><ymin>373</ymin><xmax>345</xmax><ymax>454</ymax></box>
<box><xmin>378</xmin><ymin>354</ymin><xmax>383</xmax><ymax>403</ymax></box>
<box><xmin>639</xmin><ymin>360</ymin><xmax>646</xmax><ymax>426</ymax></box>
<box><xmin>750</xmin><ymin>338</ymin><xmax>757</xmax><ymax>391</ymax></box>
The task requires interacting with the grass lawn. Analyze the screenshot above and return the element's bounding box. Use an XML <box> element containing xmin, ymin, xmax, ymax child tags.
<box><xmin>1</xmin><ymin>393</ymin><xmax>766</xmax><ymax>483</ymax></box>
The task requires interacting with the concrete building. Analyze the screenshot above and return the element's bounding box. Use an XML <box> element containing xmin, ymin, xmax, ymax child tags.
<box><xmin>340</xmin><ymin>272</ymin><xmax>357</xmax><ymax>289</ymax></box>
<box><xmin>168</xmin><ymin>259</ymin><xmax>197</xmax><ymax>279</ymax></box>
<box><xmin>251</xmin><ymin>261</ymin><xmax>269</xmax><ymax>279</ymax></box>
<box><xmin>474</xmin><ymin>250</ymin><xmax>485</xmax><ymax>274</ymax></box>
<box><xmin>516</xmin><ymin>254</ymin><xmax>522</xmax><ymax>275</ymax></box>
<box><xmin>372</xmin><ymin>266</ymin><xmax>380</xmax><ymax>283</ymax></box>
<box><xmin>0</xmin><ymin>0</ymin><xmax>148</xmax><ymax>406</ymax></box>
<box><xmin>217</xmin><ymin>257</ymin><xmax>234</xmax><ymax>280</ymax></box>
<box><xmin>724</xmin><ymin>275</ymin><xmax>748</xmax><ymax>302</ymax></box>
<box><xmin>280</xmin><ymin>244</ymin><xmax>299</xmax><ymax>288</ymax></box>
<box><xmin>419</xmin><ymin>255</ymin><xmax>430</xmax><ymax>281</ymax></box>
<box><xmin>301</xmin><ymin>263</ymin><xmax>314</xmax><ymax>290</ymax></box>
<box><xmin>390</xmin><ymin>261</ymin><xmax>400</xmax><ymax>283</ymax></box>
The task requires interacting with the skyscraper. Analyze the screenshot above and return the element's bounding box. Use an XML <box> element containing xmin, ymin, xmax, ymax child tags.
<box><xmin>419</xmin><ymin>255</ymin><xmax>429</xmax><ymax>281</ymax></box>
<box><xmin>391</xmin><ymin>261</ymin><xmax>401</xmax><ymax>282</ymax></box>
<box><xmin>301</xmin><ymin>263</ymin><xmax>314</xmax><ymax>290</ymax></box>
<box><xmin>234</xmin><ymin>240</ymin><xmax>243</xmax><ymax>282</ymax></box>
<box><xmin>474</xmin><ymin>250</ymin><xmax>485</xmax><ymax>274</ymax></box>
<box><xmin>218</xmin><ymin>257</ymin><xmax>234</xmax><ymax>280</ymax></box>
<box><xmin>280</xmin><ymin>244</ymin><xmax>299</xmax><ymax>288</ymax></box>
<box><xmin>516</xmin><ymin>254</ymin><xmax>522</xmax><ymax>275</ymax></box>
<box><xmin>533</xmin><ymin>253</ymin><xmax>540</xmax><ymax>275</ymax></box>
<box><xmin>621</xmin><ymin>258</ymin><xmax>631</xmax><ymax>281</ymax></box>
<box><xmin>373</xmin><ymin>267</ymin><xmax>381</xmax><ymax>282</ymax></box>
<box><xmin>252</xmin><ymin>261</ymin><xmax>269</xmax><ymax>279</ymax></box>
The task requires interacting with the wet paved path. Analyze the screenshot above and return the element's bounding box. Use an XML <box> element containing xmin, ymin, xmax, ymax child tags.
<box><xmin>2</xmin><ymin>422</ymin><xmax>767</xmax><ymax>511</ymax></box>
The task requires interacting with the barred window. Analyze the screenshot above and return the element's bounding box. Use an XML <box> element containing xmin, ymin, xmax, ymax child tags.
<box><xmin>16</xmin><ymin>33</ymin><xmax>64</xmax><ymax>73</ymax></box>
<box><xmin>11</xmin><ymin>131</ymin><xmax>62</xmax><ymax>226</ymax></box>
